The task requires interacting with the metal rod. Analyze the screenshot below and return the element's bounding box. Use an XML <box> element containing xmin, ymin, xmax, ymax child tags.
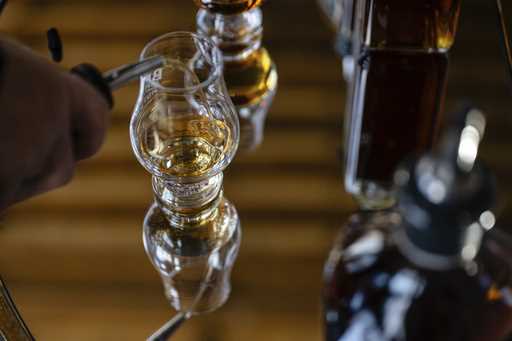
<box><xmin>146</xmin><ymin>312</ymin><xmax>191</xmax><ymax>341</ymax></box>
<box><xmin>103</xmin><ymin>55</ymin><xmax>165</xmax><ymax>91</ymax></box>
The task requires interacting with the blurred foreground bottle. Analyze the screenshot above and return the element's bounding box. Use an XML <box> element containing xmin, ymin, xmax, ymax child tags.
<box><xmin>324</xmin><ymin>108</ymin><xmax>512</xmax><ymax>340</ymax></box>
<box><xmin>130</xmin><ymin>32</ymin><xmax>241</xmax><ymax>315</ymax></box>
<box><xmin>196</xmin><ymin>0</ymin><xmax>277</xmax><ymax>151</ymax></box>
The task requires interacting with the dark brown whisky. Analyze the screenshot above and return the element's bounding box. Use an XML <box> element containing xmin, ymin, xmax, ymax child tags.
<box><xmin>345</xmin><ymin>49</ymin><xmax>448</xmax><ymax>207</ymax></box>
<box><xmin>361</xmin><ymin>0</ymin><xmax>461</xmax><ymax>51</ymax></box>
<box><xmin>194</xmin><ymin>0</ymin><xmax>264</xmax><ymax>14</ymax></box>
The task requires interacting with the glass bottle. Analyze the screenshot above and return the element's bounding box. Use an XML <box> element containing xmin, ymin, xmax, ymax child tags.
<box><xmin>355</xmin><ymin>0</ymin><xmax>462</xmax><ymax>52</ymax></box>
<box><xmin>130</xmin><ymin>32</ymin><xmax>241</xmax><ymax>314</ymax></box>
<box><xmin>197</xmin><ymin>5</ymin><xmax>277</xmax><ymax>151</ymax></box>
<box><xmin>194</xmin><ymin>0</ymin><xmax>264</xmax><ymax>15</ymax></box>
<box><xmin>344</xmin><ymin>50</ymin><xmax>448</xmax><ymax>209</ymax></box>
<box><xmin>324</xmin><ymin>108</ymin><xmax>512</xmax><ymax>340</ymax></box>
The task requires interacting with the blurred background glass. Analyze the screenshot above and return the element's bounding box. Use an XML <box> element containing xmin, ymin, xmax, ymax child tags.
<box><xmin>0</xmin><ymin>0</ymin><xmax>510</xmax><ymax>340</ymax></box>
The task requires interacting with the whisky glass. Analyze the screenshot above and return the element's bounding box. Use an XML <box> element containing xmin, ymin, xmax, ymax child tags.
<box><xmin>130</xmin><ymin>31</ymin><xmax>242</xmax><ymax>318</ymax></box>
<box><xmin>130</xmin><ymin>32</ymin><xmax>240</xmax><ymax>184</ymax></box>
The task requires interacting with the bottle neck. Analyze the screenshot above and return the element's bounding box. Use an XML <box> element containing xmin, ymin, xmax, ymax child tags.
<box><xmin>152</xmin><ymin>173</ymin><xmax>224</xmax><ymax>228</ymax></box>
<box><xmin>196</xmin><ymin>7</ymin><xmax>263</xmax><ymax>62</ymax></box>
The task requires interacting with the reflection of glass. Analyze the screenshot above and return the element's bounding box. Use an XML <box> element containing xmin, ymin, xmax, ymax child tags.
<box><xmin>143</xmin><ymin>191</ymin><xmax>241</xmax><ymax>314</ymax></box>
<box><xmin>345</xmin><ymin>51</ymin><xmax>448</xmax><ymax>209</ymax></box>
<box><xmin>197</xmin><ymin>6</ymin><xmax>277</xmax><ymax>151</ymax></box>
<box><xmin>130</xmin><ymin>32</ymin><xmax>241</xmax><ymax>317</ymax></box>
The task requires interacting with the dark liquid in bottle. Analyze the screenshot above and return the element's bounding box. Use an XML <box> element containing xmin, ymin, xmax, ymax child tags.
<box><xmin>352</xmin><ymin>50</ymin><xmax>448</xmax><ymax>185</ymax></box>
<box><xmin>194</xmin><ymin>0</ymin><xmax>263</xmax><ymax>14</ymax></box>
<box><xmin>323</xmin><ymin>213</ymin><xmax>512</xmax><ymax>341</ymax></box>
<box><xmin>363</xmin><ymin>0</ymin><xmax>461</xmax><ymax>51</ymax></box>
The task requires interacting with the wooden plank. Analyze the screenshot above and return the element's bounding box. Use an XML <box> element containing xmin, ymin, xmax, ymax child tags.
<box><xmin>110</xmin><ymin>84</ymin><xmax>345</xmax><ymax>122</ymax></box>
<box><xmin>3</xmin><ymin>168</ymin><xmax>352</xmax><ymax>213</ymax></box>
<box><xmin>92</xmin><ymin>125</ymin><xmax>342</xmax><ymax>165</ymax></box>
<box><xmin>85</xmin><ymin>122</ymin><xmax>512</xmax><ymax>169</ymax></box>
<box><xmin>0</xmin><ymin>214</ymin><xmax>336</xmax><ymax>286</ymax></box>
<box><xmin>5</xmin><ymin>282</ymin><xmax>322</xmax><ymax>341</ymax></box>
<box><xmin>0</xmin><ymin>0</ymin><xmax>493</xmax><ymax>47</ymax></box>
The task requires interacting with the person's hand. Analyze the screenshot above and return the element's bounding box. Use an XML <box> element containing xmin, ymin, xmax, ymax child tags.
<box><xmin>0</xmin><ymin>38</ymin><xmax>110</xmax><ymax>212</ymax></box>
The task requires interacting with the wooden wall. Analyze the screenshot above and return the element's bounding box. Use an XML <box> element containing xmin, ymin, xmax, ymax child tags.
<box><xmin>0</xmin><ymin>0</ymin><xmax>511</xmax><ymax>340</ymax></box>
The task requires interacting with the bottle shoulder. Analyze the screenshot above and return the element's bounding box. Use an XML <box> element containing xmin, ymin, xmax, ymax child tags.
<box><xmin>324</xmin><ymin>212</ymin><xmax>512</xmax><ymax>341</ymax></box>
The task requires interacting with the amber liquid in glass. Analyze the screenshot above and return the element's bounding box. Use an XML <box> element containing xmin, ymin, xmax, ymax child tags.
<box><xmin>351</xmin><ymin>50</ymin><xmax>448</xmax><ymax>187</ymax></box>
<box><xmin>136</xmin><ymin>94</ymin><xmax>231</xmax><ymax>177</ymax></box>
<box><xmin>364</xmin><ymin>0</ymin><xmax>461</xmax><ymax>51</ymax></box>
<box><xmin>195</xmin><ymin>0</ymin><xmax>264</xmax><ymax>14</ymax></box>
<box><xmin>223</xmin><ymin>48</ymin><xmax>277</xmax><ymax>107</ymax></box>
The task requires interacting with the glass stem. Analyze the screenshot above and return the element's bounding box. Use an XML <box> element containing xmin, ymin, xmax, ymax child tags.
<box><xmin>152</xmin><ymin>173</ymin><xmax>224</xmax><ymax>228</ymax></box>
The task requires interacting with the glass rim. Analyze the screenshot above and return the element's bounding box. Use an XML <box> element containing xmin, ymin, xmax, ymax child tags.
<box><xmin>140</xmin><ymin>31</ymin><xmax>224</xmax><ymax>94</ymax></box>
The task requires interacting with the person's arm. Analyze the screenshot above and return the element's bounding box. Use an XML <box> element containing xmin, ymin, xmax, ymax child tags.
<box><xmin>0</xmin><ymin>38</ymin><xmax>110</xmax><ymax>212</ymax></box>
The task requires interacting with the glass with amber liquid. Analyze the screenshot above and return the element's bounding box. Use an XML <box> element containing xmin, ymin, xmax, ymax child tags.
<box><xmin>344</xmin><ymin>49</ymin><xmax>448</xmax><ymax>209</ymax></box>
<box><xmin>130</xmin><ymin>32</ymin><xmax>241</xmax><ymax>315</ymax></box>
<box><xmin>195</xmin><ymin>0</ymin><xmax>263</xmax><ymax>14</ymax></box>
<box><xmin>325</xmin><ymin>109</ymin><xmax>512</xmax><ymax>340</ymax></box>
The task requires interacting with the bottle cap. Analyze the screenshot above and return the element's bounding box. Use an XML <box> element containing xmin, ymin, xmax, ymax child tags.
<box><xmin>395</xmin><ymin>107</ymin><xmax>496</xmax><ymax>258</ymax></box>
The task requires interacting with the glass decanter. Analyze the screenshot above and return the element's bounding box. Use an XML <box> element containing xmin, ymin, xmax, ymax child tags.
<box><xmin>324</xmin><ymin>108</ymin><xmax>512</xmax><ymax>340</ymax></box>
<box><xmin>196</xmin><ymin>5</ymin><xmax>277</xmax><ymax>151</ymax></box>
<box><xmin>130</xmin><ymin>32</ymin><xmax>241</xmax><ymax>316</ymax></box>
